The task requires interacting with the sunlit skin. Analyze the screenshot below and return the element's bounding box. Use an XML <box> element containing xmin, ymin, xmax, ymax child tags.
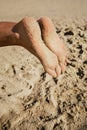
<box><xmin>0</xmin><ymin>16</ymin><xmax>67</xmax><ymax>78</ymax></box>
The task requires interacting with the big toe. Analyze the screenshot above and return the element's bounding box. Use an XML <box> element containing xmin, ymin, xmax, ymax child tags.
<box><xmin>58</xmin><ymin>54</ymin><xmax>66</xmax><ymax>73</ymax></box>
<box><xmin>55</xmin><ymin>64</ymin><xmax>61</xmax><ymax>77</ymax></box>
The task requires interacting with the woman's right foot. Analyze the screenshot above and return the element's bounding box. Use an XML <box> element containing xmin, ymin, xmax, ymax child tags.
<box><xmin>13</xmin><ymin>17</ymin><xmax>61</xmax><ymax>78</ymax></box>
<box><xmin>38</xmin><ymin>17</ymin><xmax>68</xmax><ymax>73</ymax></box>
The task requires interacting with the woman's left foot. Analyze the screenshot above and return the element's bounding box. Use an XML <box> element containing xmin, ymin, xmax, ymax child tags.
<box><xmin>38</xmin><ymin>17</ymin><xmax>67</xmax><ymax>73</ymax></box>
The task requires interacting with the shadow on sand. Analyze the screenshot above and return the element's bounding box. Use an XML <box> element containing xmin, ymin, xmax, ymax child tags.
<box><xmin>78</xmin><ymin>123</ymin><xmax>87</xmax><ymax>130</ymax></box>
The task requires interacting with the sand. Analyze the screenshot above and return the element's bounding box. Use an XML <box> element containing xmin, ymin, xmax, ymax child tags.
<box><xmin>0</xmin><ymin>0</ymin><xmax>87</xmax><ymax>21</ymax></box>
<box><xmin>0</xmin><ymin>0</ymin><xmax>87</xmax><ymax>130</ymax></box>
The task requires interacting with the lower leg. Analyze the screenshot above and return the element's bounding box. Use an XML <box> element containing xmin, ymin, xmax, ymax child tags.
<box><xmin>0</xmin><ymin>22</ymin><xmax>20</xmax><ymax>47</ymax></box>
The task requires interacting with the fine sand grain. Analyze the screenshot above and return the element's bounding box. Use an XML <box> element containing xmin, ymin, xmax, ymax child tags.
<box><xmin>0</xmin><ymin>19</ymin><xmax>87</xmax><ymax>130</ymax></box>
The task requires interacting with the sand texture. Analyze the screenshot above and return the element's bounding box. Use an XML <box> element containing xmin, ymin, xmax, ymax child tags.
<box><xmin>0</xmin><ymin>19</ymin><xmax>87</xmax><ymax>130</ymax></box>
<box><xmin>0</xmin><ymin>0</ymin><xmax>87</xmax><ymax>21</ymax></box>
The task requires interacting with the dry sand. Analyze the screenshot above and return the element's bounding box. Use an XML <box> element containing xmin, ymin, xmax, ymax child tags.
<box><xmin>0</xmin><ymin>0</ymin><xmax>87</xmax><ymax>130</ymax></box>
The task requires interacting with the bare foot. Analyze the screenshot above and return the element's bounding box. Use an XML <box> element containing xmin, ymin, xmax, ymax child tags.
<box><xmin>38</xmin><ymin>17</ymin><xmax>67</xmax><ymax>73</ymax></box>
<box><xmin>13</xmin><ymin>17</ymin><xmax>61</xmax><ymax>77</ymax></box>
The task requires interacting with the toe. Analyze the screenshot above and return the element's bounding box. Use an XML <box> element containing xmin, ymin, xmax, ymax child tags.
<box><xmin>46</xmin><ymin>68</ymin><xmax>57</xmax><ymax>78</ymax></box>
<box><xmin>55</xmin><ymin>65</ymin><xmax>61</xmax><ymax>76</ymax></box>
<box><xmin>60</xmin><ymin>63</ymin><xmax>66</xmax><ymax>73</ymax></box>
<box><xmin>58</xmin><ymin>56</ymin><xmax>66</xmax><ymax>73</ymax></box>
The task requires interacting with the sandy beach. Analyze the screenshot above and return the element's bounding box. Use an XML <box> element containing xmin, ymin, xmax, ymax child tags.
<box><xmin>0</xmin><ymin>0</ymin><xmax>87</xmax><ymax>130</ymax></box>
